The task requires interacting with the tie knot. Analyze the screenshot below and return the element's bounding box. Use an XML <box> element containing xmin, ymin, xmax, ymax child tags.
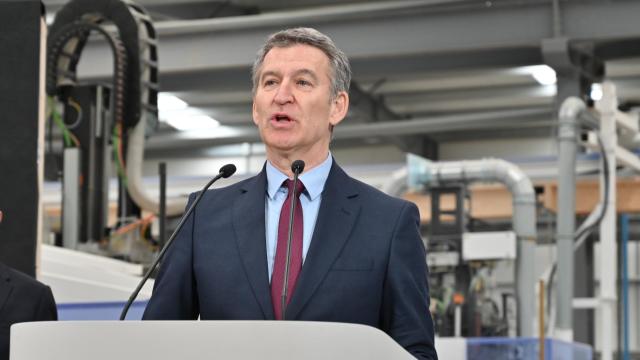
<box><xmin>283</xmin><ymin>179</ymin><xmax>305</xmax><ymax>198</ymax></box>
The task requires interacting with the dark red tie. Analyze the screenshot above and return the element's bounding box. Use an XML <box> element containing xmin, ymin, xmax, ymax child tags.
<box><xmin>271</xmin><ymin>179</ymin><xmax>305</xmax><ymax>320</ymax></box>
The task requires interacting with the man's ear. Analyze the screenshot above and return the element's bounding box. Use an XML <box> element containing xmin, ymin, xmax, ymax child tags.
<box><xmin>329</xmin><ymin>91</ymin><xmax>349</xmax><ymax>127</ymax></box>
<box><xmin>252</xmin><ymin>100</ymin><xmax>259</xmax><ymax>126</ymax></box>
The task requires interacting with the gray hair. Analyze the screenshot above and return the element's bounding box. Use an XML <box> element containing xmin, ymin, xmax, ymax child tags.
<box><xmin>251</xmin><ymin>27</ymin><xmax>351</xmax><ymax>100</ymax></box>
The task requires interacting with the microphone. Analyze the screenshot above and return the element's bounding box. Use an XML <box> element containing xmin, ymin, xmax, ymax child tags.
<box><xmin>119</xmin><ymin>163</ymin><xmax>237</xmax><ymax>320</ymax></box>
<box><xmin>218</xmin><ymin>163</ymin><xmax>236</xmax><ymax>179</ymax></box>
<box><xmin>280</xmin><ymin>159</ymin><xmax>305</xmax><ymax>319</ymax></box>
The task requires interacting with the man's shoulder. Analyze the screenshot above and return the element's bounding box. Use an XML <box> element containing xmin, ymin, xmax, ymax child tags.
<box><xmin>193</xmin><ymin>172</ymin><xmax>263</xmax><ymax>202</ymax></box>
<box><xmin>0</xmin><ymin>262</ymin><xmax>50</xmax><ymax>294</ymax></box>
<box><xmin>0</xmin><ymin>262</ymin><xmax>57</xmax><ymax>323</ymax></box>
<box><xmin>338</xmin><ymin>168</ymin><xmax>413</xmax><ymax>211</ymax></box>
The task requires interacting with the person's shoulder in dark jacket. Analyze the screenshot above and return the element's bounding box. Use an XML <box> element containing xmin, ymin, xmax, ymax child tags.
<box><xmin>0</xmin><ymin>261</ymin><xmax>57</xmax><ymax>360</ymax></box>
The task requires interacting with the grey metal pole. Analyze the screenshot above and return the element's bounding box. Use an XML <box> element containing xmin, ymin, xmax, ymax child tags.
<box><xmin>555</xmin><ymin>97</ymin><xmax>585</xmax><ymax>341</ymax></box>
<box><xmin>158</xmin><ymin>162</ymin><xmax>167</xmax><ymax>247</ymax></box>
<box><xmin>62</xmin><ymin>148</ymin><xmax>81</xmax><ymax>249</ymax></box>
<box><xmin>513</xmin><ymin>195</ymin><xmax>537</xmax><ymax>337</ymax></box>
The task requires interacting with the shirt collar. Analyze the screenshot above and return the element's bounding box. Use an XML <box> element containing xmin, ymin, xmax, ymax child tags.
<box><xmin>266</xmin><ymin>153</ymin><xmax>332</xmax><ymax>201</ymax></box>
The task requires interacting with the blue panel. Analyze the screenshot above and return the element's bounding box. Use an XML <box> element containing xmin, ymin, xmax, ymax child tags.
<box><xmin>57</xmin><ymin>301</ymin><xmax>149</xmax><ymax>320</ymax></box>
<box><xmin>466</xmin><ymin>337</ymin><xmax>592</xmax><ymax>360</ymax></box>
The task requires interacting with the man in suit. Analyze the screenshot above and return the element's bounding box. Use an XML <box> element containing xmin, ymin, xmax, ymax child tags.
<box><xmin>0</xmin><ymin>213</ymin><xmax>58</xmax><ymax>360</ymax></box>
<box><xmin>143</xmin><ymin>27</ymin><xmax>437</xmax><ymax>359</ymax></box>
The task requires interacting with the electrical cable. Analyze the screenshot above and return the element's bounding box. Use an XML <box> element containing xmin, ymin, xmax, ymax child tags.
<box><xmin>65</xmin><ymin>97</ymin><xmax>83</xmax><ymax>129</ymax></box>
<box><xmin>53</xmin><ymin>112</ymin><xmax>71</xmax><ymax>147</ymax></box>
<box><xmin>48</xmin><ymin>22</ymin><xmax>128</xmax><ymax>157</ymax></box>
<box><xmin>571</xmin><ymin>128</ymin><xmax>610</xmax><ymax>251</ymax></box>
<box><xmin>45</xmin><ymin>0</ymin><xmax>161</xmax><ymax>249</ymax></box>
<box><xmin>68</xmin><ymin>132</ymin><xmax>81</xmax><ymax>147</ymax></box>
<box><xmin>47</xmin><ymin>22</ymin><xmax>128</xmax><ymax>129</ymax></box>
<box><xmin>112</xmin><ymin>122</ymin><xmax>128</xmax><ymax>186</ymax></box>
<box><xmin>48</xmin><ymin>96</ymin><xmax>76</xmax><ymax>147</ymax></box>
<box><xmin>113</xmin><ymin>213</ymin><xmax>154</xmax><ymax>237</ymax></box>
<box><xmin>118</xmin><ymin>122</ymin><xmax>126</xmax><ymax>171</ymax></box>
<box><xmin>139</xmin><ymin>215</ymin><xmax>154</xmax><ymax>239</ymax></box>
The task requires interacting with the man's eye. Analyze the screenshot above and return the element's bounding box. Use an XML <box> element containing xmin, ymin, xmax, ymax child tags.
<box><xmin>264</xmin><ymin>79</ymin><xmax>277</xmax><ymax>86</ymax></box>
<box><xmin>297</xmin><ymin>79</ymin><xmax>312</xmax><ymax>87</ymax></box>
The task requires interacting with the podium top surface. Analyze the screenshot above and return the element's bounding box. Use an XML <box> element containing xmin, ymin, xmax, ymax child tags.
<box><xmin>11</xmin><ymin>321</ymin><xmax>414</xmax><ymax>360</ymax></box>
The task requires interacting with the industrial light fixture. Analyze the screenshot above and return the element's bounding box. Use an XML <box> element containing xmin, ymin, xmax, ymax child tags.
<box><xmin>158</xmin><ymin>92</ymin><xmax>220</xmax><ymax>130</ymax></box>
<box><xmin>527</xmin><ymin>65</ymin><xmax>557</xmax><ymax>85</ymax></box>
<box><xmin>158</xmin><ymin>93</ymin><xmax>188</xmax><ymax>111</ymax></box>
<box><xmin>590</xmin><ymin>83</ymin><xmax>603</xmax><ymax>101</ymax></box>
<box><xmin>165</xmin><ymin>113</ymin><xmax>220</xmax><ymax>131</ymax></box>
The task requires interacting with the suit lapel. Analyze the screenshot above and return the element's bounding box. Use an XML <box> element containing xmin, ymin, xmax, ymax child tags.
<box><xmin>285</xmin><ymin>163</ymin><xmax>361</xmax><ymax>320</ymax></box>
<box><xmin>0</xmin><ymin>263</ymin><xmax>13</xmax><ymax>313</ymax></box>
<box><xmin>232</xmin><ymin>170</ymin><xmax>274</xmax><ymax>319</ymax></box>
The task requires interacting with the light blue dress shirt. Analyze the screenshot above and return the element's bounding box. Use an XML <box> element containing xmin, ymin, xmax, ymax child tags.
<box><xmin>265</xmin><ymin>154</ymin><xmax>333</xmax><ymax>282</ymax></box>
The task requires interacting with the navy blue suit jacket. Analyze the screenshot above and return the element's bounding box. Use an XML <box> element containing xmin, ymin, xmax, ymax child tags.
<box><xmin>143</xmin><ymin>162</ymin><xmax>437</xmax><ymax>359</ymax></box>
<box><xmin>0</xmin><ymin>262</ymin><xmax>58</xmax><ymax>360</ymax></box>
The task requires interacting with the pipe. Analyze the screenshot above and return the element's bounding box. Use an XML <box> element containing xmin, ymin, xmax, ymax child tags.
<box><xmin>539</xmin><ymin>279</ymin><xmax>546</xmax><ymax>360</ymax></box>
<box><xmin>126</xmin><ymin>117</ymin><xmax>187</xmax><ymax>216</ymax></box>
<box><xmin>380</xmin><ymin>167</ymin><xmax>408</xmax><ymax>196</ymax></box>
<box><xmin>402</xmin><ymin>155</ymin><xmax>537</xmax><ymax>336</ymax></box>
<box><xmin>621</xmin><ymin>213</ymin><xmax>630</xmax><ymax>360</ymax></box>
<box><xmin>430</xmin><ymin>158</ymin><xmax>537</xmax><ymax>337</ymax></box>
<box><xmin>159</xmin><ymin>162</ymin><xmax>167</xmax><ymax>247</ymax></box>
<box><xmin>573</xmin><ymin>203</ymin><xmax>603</xmax><ymax>252</ymax></box>
<box><xmin>554</xmin><ymin>96</ymin><xmax>585</xmax><ymax>342</ymax></box>
<box><xmin>125</xmin><ymin>9</ymin><xmax>187</xmax><ymax>217</ymax></box>
<box><xmin>595</xmin><ymin>83</ymin><xmax>619</xmax><ymax>360</ymax></box>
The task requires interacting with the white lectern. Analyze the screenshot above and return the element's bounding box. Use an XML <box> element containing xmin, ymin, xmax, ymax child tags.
<box><xmin>11</xmin><ymin>321</ymin><xmax>415</xmax><ymax>360</ymax></box>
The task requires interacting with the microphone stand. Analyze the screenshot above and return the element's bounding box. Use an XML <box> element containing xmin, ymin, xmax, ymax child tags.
<box><xmin>280</xmin><ymin>160</ymin><xmax>305</xmax><ymax>320</ymax></box>
<box><xmin>119</xmin><ymin>164</ymin><xmax>236</xmax><ymax>320</ymax></box>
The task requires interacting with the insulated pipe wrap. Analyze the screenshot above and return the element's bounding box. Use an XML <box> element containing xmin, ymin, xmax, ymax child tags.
<box><xmin>555</xmin><ymin>96</ymin><xmax>584</xmax><ymax>340</ymax></box>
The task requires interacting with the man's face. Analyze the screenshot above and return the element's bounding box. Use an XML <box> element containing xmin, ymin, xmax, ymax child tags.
<box><xmin>252</xmin><ymin>44</ymin><xmax>348</xmax><ymax>158</ymax></box>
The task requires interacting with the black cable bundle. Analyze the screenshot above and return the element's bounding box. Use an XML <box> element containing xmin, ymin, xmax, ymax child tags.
<box><xmin>45</xmin><ymin>0</ymin><xmax>159</xmax><ymax>130</ymax></box>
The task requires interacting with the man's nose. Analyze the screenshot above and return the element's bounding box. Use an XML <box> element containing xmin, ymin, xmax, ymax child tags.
<box><xmin>274</xmin><ymin>80</ymin><xmax>294</xmax><ymax>105</ymax></box>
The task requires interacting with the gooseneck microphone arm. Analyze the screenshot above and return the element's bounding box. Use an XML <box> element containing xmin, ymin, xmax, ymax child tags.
<box><xmin>119</xmin><ymin>164</ymin><xmax>237</xmax><ymax>320</ymax></box>
<box><xmin>281</xmin><ymin>160</ymin><xmax>305</xmax><ymax>320</ymax></box>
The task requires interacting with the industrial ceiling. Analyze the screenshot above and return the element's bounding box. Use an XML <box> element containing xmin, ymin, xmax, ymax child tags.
<box><xmin>41</xmin><ymin>0</ymin><xmax>640</xmax><ymax>160</ymax></box>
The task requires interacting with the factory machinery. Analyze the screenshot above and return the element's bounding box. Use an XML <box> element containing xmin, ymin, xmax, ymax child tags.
<box><xmin>402</xmin><ymin>82</ymin><xmax>640</xmax><ymax>360</ymax></box>
<box><xmin>399</xmin><ymin>155</ymin><xmax>535</xmax><ymax>339</ymax></box>
<box><xmin>45</xmin><ymin>0</ymin><xmax>170</xmax><ymax>260</ymax></box>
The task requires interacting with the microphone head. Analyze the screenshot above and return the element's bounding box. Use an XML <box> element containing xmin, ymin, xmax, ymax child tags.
<box><xmin>219</xmin><ymin>164</ymin><xmax>237</xmax><ymax>178</ymax></box>
<box><xmin>291</xmin><ymin>160</ymin><xmax>305</xmax><ymax>175</ymax></box>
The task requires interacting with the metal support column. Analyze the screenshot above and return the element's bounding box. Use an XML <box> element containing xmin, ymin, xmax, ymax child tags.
<box><xmin>62</xmin><ymin>148</ymin><xmax>81</xmax><ymax>249</ymax></box>
<box><xmin>594</xmin><ymin>82</ymin><xmax>619</xmax><ymax>360</ymax></box>
<box><xmin>158</xmin><ymin>162</ymin><xmax>167</xmax><ymax>248</ymax></box>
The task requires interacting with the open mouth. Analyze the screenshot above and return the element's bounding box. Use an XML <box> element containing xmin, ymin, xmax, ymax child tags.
<box><xmin>274</xmin><ymin>114</ymin><xmax>292</xmax><ymax>122</ymax></box>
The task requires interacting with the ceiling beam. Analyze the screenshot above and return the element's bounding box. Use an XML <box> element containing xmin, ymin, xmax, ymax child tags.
<box><xmin>145</xmin><ymin>107</ymin><xmax>552</xmax><ymax>151</ymax></box>
<box><xmin>74</xmin><ymin>0</ymin><xmax>640</xmax><ymax>91</ymax></box>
